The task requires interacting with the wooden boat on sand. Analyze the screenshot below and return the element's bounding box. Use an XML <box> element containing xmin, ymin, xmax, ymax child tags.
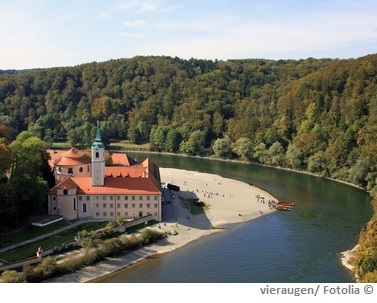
<box><xmin>274</xmin><ymin>202</ymin><xmax>294</xmax><ymax>211</ymax></box>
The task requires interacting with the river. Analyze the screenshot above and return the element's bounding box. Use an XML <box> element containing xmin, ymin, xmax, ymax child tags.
<box><xmin>95</xmin><ymin>153</ymin><xmax>372</xmax><ymax>283</ymax></box>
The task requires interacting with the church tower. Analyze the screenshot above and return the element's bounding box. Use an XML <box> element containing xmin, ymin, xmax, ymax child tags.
<box><xmin>91</xmin><ymin>122</ymin><xmax>105</xmax><ymax>186</ymax></box>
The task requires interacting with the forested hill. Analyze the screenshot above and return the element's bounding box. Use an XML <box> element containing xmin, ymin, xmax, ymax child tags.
<box><xmin>1</xmin><ymin>54</ymin><xmax>377</xmax><ymax>191</ymax></box>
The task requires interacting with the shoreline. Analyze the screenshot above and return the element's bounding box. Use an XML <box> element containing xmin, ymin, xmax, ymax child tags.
<box><xmin>123</xmin><ymin>150</ymin><xmax>367</xmax><ymax>191</ymax></box>
<box><xmin>340</xmin><ymin>244</ymin><xmax>359</xmax><ymax>280</ymax></box>
<box><xmin>45</xmin><ymin>167</ymin><xmax>277</xmax><ymax>283</ymax></box>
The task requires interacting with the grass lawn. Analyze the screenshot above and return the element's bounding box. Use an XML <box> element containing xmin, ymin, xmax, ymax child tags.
<box><xmin>0</xmin><ymin>222</ymin><xmax>108</xmax><ymax>263</ymax></box>
<box><xmin>109</xmin><ymin>140</ymin><xmax>150</xmax><ymax>151</ymax></box>
<box><xmin>50</xmin><ymin>141</ymin><xmax>72</xmax><ymax>149</ymax></box>
<box><xmin>50</xmin><ymin>140</ymin><xmax>151</xmax><ymax>151</ymax></box>
<box><xmin>0</xmin><ymin>220</ymin><xmax>69</xmax><ymax>249</ymax></box>
<box><xmin>179</xmin><ymin>197</ymin><xmax>206</xmax><ymax>215</ymax></box>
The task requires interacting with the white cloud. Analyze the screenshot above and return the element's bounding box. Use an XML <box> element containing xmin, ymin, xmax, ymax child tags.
<box><xmin>123</xmin><ymin>20</ymin><xmax>146</xmax><ymax>27</ymax></box>
<box><xmin>116</xmin><ymin>0</ymin><xmax>165</xmax><ymax>13</ymax></box>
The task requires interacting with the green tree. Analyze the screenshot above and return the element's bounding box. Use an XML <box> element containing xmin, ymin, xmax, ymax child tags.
<box><xmin>307</xmin><ymin>151</ymin><xmax>326</xmax><ymax>175</ymax></box>
<box><xmin>253</xmin><ymin>142</ymin><xmax>268</xmax><ymax>164</ymax></box>
<box><xmin>212</xmin><ymin>136</ymin><xmax>233</xmax><ymax>158</ymax></box>
<box><xmin>285</xmin><ymin>143</ymin><xmax>304</xmax><ymax>169</ymax></box>
<box><xmin>232</xmin><ymin>137</ymin><xmax>254</xmax><ymax>161</ymax></box>
<box><xmin>180</xmin><ymin>130</ymin><xmax>206</xmax><ymax>156</ymax></box>
<box><xmin>165</xmin><ymin>128</ymin><xmax>182</xmax><ymax>153</ymax></box>
<box><xmin>349</xmin><ymin>157</ymin><xmax>372</xmax><ymax>188</ymax></box>
<box><xmin>267</xmin><ymin>141</ymin><xmax>285</xmax><ymax>166</ymax></box>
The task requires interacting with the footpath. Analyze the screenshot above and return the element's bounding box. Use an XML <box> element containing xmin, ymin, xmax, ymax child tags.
<box><xmin>0</xmin><ymin>219</ymin><xmax>95</xmax><ymax>254</ymax></box>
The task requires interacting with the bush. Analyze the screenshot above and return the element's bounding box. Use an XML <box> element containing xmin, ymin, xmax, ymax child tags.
<box><xmin>0</xmin><ymin>270</ymin><xmax>22</xmax><ymax>283</ymax></box>
<box><xmin>140</xmin><ymin>229</ymin><xmax>165</xmax><ymax>245</ymax></box>
<box><xmin>31</xmin><ymin>257</ymin><xmax>58</xmax><ymax>281</ymax></box>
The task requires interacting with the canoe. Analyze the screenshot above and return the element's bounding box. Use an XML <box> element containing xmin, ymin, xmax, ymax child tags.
<box><xmin>274</xmin><ymin>202</ymin><xmax>294</xmax><ymax>211</ymax></box>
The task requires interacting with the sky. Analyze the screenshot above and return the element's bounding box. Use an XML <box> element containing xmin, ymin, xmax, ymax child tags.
<box><xmin>1</xmin><ymin>0</ymin><xmax>377</xmax><ymax>69</ymax></box>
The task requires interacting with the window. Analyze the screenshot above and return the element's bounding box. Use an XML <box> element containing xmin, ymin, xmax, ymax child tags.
<box><xmin>96</xmin><ymin>212</ymin><xmax>99</xmax><ymax>217</ymax></box>
<box><xmin>154</xmin><ymin>196</ymin><xmax>158</xmax><ymax>201</ymax></box>
<box><xmin>117</xmin><ymin>196</ymin><xmax>120</xmax><ymax>200</ymax></box>
<box><xmin>154</xmin><ymin>212</ymin><xmax>157</xmax><ymax>217</ymax></box>
<box><xmin>147</xmin><ymin>204</ymin><xmax>150</xmax><ymax>208</ymax></box>
<box><xmin>124</xmin><ymin>196</ymin><xmax>128</xmax><ymax>200</ymax></box>
<box><xmin>96</xmin><ymin>152</ymin><xmax>99</xmax><ymax>158</ymax></box>
<box><xmin>83</xmin><ymin>203</ymin><xmax>87</xmax><ymax>213</ymax></box>
<box><xmin>52</xmin><ymin>196</ymin><xmax>56</xmax><ymax>200</ymax></box>
<box><xmin>110</xmin><ymin>212</ymin><xmax>114</xmax><ymax>217</ymax></box>
<box><xmin>103</xmin><ymin>203</ymin><xmax>106</xmax><ymax>208</ymax></box>
<box><xmin>79</xmin><ymin>167</ymin><xmax>83</xmax><ymax>173</ymax></box>
<box><xmin>86</xmin><ymin>196</ymin><xmax>90</xmax><ymax>201</ymax></box>
<box><xmin>117</xmin><ymin>203</ymin><xmax>120</xmax><ymax>208</ymax></box>
<box><xmin>68</xmin><ymin>168</ymin><xmax>73</xmax><ymax>174</ymax></box>
<box><xmin>139</xmin><ymin>203</ymin><xmax>143</xmax><ymax>208</ymax></box>
<box><xmin>63</xmin><ymin>189</ymin><xmax>68</xmax><ymax>195</ymax></box>
<box><xmin>117</xmin><ymin>212</ymin><xmax>121</xmax><ymax>217</ymax></box>
<box><xmin>79</xmin><ymin>196</ymin><xmax>82</xmax><ymax>201</ymax></box>
<box><xmin>96</xmin><ymin>203</ymin><xmax>99</xmax><ymax>208</ymax></box>
<box><xmin>73</xmin><ymin>198</ymin><xmax>76</xmax><ymax>211</ymax></box>
<box><xmin>147</xmin><ymin>212</ymin><xmax>150</xmax><ymax>216</ymax></box>
<box><xmin>125</xmin><ymin>203</ymin><xmax>128</xmax><ymax>208</ymax></box>
<box><xmin>139</xmin><ymin>196</ymin><xmax>143</xmax><ymax>201</ymax></box>
<box><xmin>53</xmin><ymin>206</ymin><xmax>57</xmax><ymax>211</ymax></box>
<box><xmin>147</xmin><ymin>196</ymin><xmax>150</xmax><ymax>201</ymax></box>
<box><xmin>132</xmin><ymin>196</ymin><xmax>135</xmax><ymax>200</ymax></box>
<box><xmin>110</xmin><ymin>196</ymin><xmax>113</xmax><ymax>201</ymax></box>
<box><xmin>103</xmin><ymin>212</ymin><xmax>107</xmax><ymax>217</ymax></box>
<box><xmin>132</xmin><ymin>204</ymin><xmax>135</xmax><ymax>208</ymax></box>
<box><xmin>125</xmin><ymin>212</ymin><xmax>128</xmax><ymax>217</ymax></box>
<box><xmin>58</xmin><ymin>167</ymin><xmax>62</xmax><ymax>173</ymax></box>
<box><xmin>110</xmin><ymin>203</ymin><xmax>113</xmax><ymax>208</ymax></box>
<box><xmin>103</xmin><ymin>196</ymin><xmax>106</xmax><ymax>201</ymax></box>
<box><xmin>154</xmin><ymin>203</ymin><xmax>158</xmax><ymax>208</ymax></box>
<box><xmin>96</xmin><ymin>196</ymin><xmax>99</xmax><ymax>200</ymax></box>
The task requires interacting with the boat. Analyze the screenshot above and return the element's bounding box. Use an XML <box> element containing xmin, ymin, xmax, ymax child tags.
<box><xmin>274</xmin><ymin>202</ymin><xmax>294</xmax><ymax>211</ymax></box>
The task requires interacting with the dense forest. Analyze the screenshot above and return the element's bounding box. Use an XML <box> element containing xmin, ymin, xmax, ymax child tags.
<box><xmin>1</xmin><ymin>54</ymin><xmax>377</xmax><ymax>280</ymax></box>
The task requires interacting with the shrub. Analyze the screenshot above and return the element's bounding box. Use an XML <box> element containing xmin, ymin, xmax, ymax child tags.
<box><xmin>0</xmin><ymin>270</ymin><xmax>22</xmax><ymax>283</ymax></box>
<box><xmin>140</xmin><ymin>229</ymin><xmax>165</xmax><ymax>244</ymax></box>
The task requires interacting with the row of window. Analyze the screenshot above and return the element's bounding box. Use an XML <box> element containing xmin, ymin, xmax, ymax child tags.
<box><xmin>95</xmin><ymin>212</ymin><xmax>158</xmax><ymax>218</ymax></box>
<box><xmin>57</xmin><ymin>166</ymin><xmax>89</xmax><ymax>174</ymax></box>
<box><xmin>78</xmin><ymin>195</ymin><xmax>158</xmax><ymax>201</ymax></box>
<box><xmin>95</xmin><ymin>203</ymin><xmax>158</xmax><ymax>208</ymax></box>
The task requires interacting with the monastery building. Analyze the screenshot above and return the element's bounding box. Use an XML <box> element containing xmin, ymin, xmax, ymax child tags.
<box><xmin>47</xmin><ymin>125</ymin><xmax>162</xmax><ymax>221</ymax></box>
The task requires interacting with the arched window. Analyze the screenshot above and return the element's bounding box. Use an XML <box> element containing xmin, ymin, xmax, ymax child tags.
<box><xmin>79</xmin><ymin>167</ymin><xmax>83</xmax><ymax>173</ymax></box>
<box><xmin>96</xmin><ymin>152</ymin><xmax>99</xmax><ymax>158</ymax></box>
<box><xmin>68</xmin><ymin>168</ymin><xmax>73</xmax><ymax>174</ymax></box>
<box><xmin>83</xmin><ymin>203</ymin><xmax>87</xmax><ymax>213</ymax></box>
<box><xmin>63</xmin><ymin>189</ymin><xmax>68</xmax><ymax>195</ymax></box>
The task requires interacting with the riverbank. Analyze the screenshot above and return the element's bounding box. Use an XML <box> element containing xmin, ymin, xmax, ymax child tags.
<box><xmin>45</xmin><ymin>167</ymin><xmax>277</xmax><ymax>283</ymax></box>
<box><xmin>340</xmin><ymin>245</ymin><xmax>358</xmax><ymax>272</ymax></box>
<box><xmin>125</xmin><ymin>150</ymin><xmax>367</xmax><ymax>191</ymax></box>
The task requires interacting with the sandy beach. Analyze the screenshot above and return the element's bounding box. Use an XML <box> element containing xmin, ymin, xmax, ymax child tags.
<box><xmin>46</xmin><ymin>167</ymin><xmax>278</xmax><ymax>283</ymax></box>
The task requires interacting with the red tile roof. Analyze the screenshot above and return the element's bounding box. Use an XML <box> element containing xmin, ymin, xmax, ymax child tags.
<box><xmin>47</xmin><ymin>148</ymin><xmax>91</xmax><ymax>167</ymax></box>
<box><xmin>49</xmin><ymin>177</ymin><xmax>78</xmax><ymax>194</ymax></box>
<box><xmin>105</xmin><ymin>166</ymin><xmax>147</xmax><ymax>178</ymax></box>
<box><xmin>49</xmin><ymin>176</ymin><xmax>161</xmax><ymax>195</ymax></box>
<box><xmin>75</xmin><ymin>177</ymin><xmax>161</xmax><ymax>195</ymax></box>
<box><xmin>111</xmin><ymin>153</ymin><xmax>137</xmax><ymax>166</ymax></box>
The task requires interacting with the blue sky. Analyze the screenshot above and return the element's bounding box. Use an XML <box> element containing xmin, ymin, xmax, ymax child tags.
<box><xmin>1</xmin><ymin>0</ymin><xmax>377</xmax><ymax>69</ymax></box>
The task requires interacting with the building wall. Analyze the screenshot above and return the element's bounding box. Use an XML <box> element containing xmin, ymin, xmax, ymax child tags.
<box><xmin>54</xmin><ymin>163</ymin><xmax>91</xmax><ymax>183</ymax></box>
<box><xmin>49</xmin><ymin>193</ymin><xmax>161</xmax><ymax>221</ymax></box>
<box><xmin>90</xmin><ymin>194</ymin><xmax>161</xmax><ymax>221</ymax></box>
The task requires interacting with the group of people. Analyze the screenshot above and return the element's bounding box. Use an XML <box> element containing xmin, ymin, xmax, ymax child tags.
<box><xmin>256</xmin><ymin>194</ymin><xmax>277</xmax><ymax>210</ymax></box>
